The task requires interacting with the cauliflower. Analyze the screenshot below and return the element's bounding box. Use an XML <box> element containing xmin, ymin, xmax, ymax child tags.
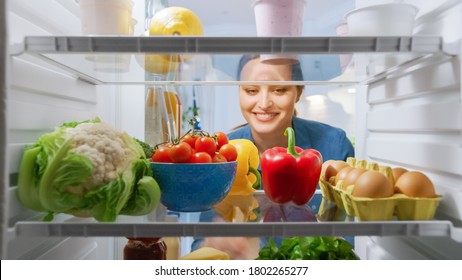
<box><xmin>17</xmin><ymin>118</ymin><xmax>161</xmax><ymax>222</ymax></box>
<box><xmin>66</xmin><ymin>122</ymin><xmax>143</xmax><ymax>188</ymax></box>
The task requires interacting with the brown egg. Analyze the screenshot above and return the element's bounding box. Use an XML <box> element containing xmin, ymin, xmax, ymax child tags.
<box><xmin>394</xmin><ymin>171</ymin><xmax>436</xmax><ymax>198</ymax></box>
<box><xmin>321</xmin><ymin>160</ymin><xmax>335</xmax><ymax>178</ymax></box>
<box><xmin>334</xmin><ymin>166</ymin><xmax>354</xmax><ymax>185</ymax></box>
<box><xmin>392</xmin><ymin>167</ymin><xmax>408</xmax><ymax>182</ymax></box>
<box><xmin>323</xmin><ymin>160</ymin><xmax>349</xmax><ymax>182</ymax></box>
<box><xmin>342</xmin><ymin>168</ymin><xmax>367</xmax><ymax>190</ymax></box>
<box><xmin>352</xmin><ymin>170</ymin><xmax>394</xmax><ymax>198</ymax></box>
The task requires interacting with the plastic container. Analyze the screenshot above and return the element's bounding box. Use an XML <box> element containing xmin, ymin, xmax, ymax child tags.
<box><xmin>78</xmin><ymin>0</ymin><xmax>135</xmax><ymax>35</ymax></box>
<box><xmin>252</xmin><ymin>0</ymin><xmax>306</xmax><ymax>65</ymax></box>
<box><xmin>80</xmin><ymin>0</ymin><xmax>136</xmax><ymax>72</ymax></box>
<box><xmin>345</xmin><ymin>3</ymin><xmax>418</xmax><ymax>36</ymax></box>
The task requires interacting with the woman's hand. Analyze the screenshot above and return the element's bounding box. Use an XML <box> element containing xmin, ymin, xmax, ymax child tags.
<box><xmin>201</xmin><ymin>237</ymin><xmax>260</xmax><ymax>260</ymax></box>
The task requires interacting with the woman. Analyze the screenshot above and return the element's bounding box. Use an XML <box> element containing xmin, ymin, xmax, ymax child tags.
<box><xmin>194</xmin><ymin>55</ymin><xmax>354</xmax><ymax>259</ymax></box>
<box><xmin>228</xmin><ymin>54</ymin><xmax>354</xmax><ymax>161</ymax></box>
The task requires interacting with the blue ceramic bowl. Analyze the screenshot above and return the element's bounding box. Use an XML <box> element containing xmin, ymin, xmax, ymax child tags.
<box><xmin>151</xmin><ymin>161</ymin><xmax>237</xmax><ymax>212</ymax></box>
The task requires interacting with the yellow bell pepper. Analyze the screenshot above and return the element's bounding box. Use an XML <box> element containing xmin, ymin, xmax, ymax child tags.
<box><xmin>214</xmin><ymin>194</ymin><xmax>259</xmax><ymax>222</ymax></box>
<box><xmin>228</xmin><ymin>139</ymin><xmax>261</xmax><ymax>195</ymax></box>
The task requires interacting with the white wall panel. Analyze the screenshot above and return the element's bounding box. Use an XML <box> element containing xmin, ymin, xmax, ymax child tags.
<box><xmin>367</xmin><ymin>57</ymin><xmax>459</xmax><ymax>105</ymax></box>
<box><xmin>36</xmin><ymin>237</ymin><xmax>113</xmax><ymax>260</ymax></box>
<box><xmin>8</xmin><ymin>0</ymin><xmax>81</xmax><ymax>39</ymax></box>
<box><xmin>367</xmin><ymin>138</ymin><xmax>462</xmax><ymax>175</ymax></box>
<box><xmin>358</xmin><ymin>236</ymin><xmax>462</xmax><ymax>260</ymax></box>
<box><xmin>10</xmin><ymin>57</ymin><xmax>96</xmax><ymax>102</ymax></box>
<box><xmin>412</xmin><ymin>0</ymin><xmax>462</xmax><ymax>43</ymax></box>
<box><xmin>4</xmin><ymin>0</ymin><xmax>116</xmax><ymax>259</ymax></box>
<box><xmin>7</xmin><ymin>236</ymin><xmax>114</xmax><ymax>260</ymax></box>
<box><xmin>367</xmin><ymin>100</ymin><xmax>461</xmax><ymax>132</ymax></box>
<box><xmin>8</xmin><ymin>99</ymin><xmax>97</xmax><ymax>131</ymax></box>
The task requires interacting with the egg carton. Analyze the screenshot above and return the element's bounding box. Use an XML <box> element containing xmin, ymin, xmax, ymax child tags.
<box><xmin>319</xmin><ymin>158</ymin><xmax>442</xmax><ymax>221</ymax></box>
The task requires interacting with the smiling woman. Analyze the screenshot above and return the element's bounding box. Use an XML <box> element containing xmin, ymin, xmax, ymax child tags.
<box><xmin>228</xmin><ymin>55</ymin><xmax>353</xmax><ymax>162</ymax></box>
<box><xmin>238</xmin><ymin>63</ymin><xmax>300</xmax><ymax>151</ymax></box>
<box><xmin>231</xmin><ymin>55</ymin><xmax>306</xmax><ymax>154</ymax></box>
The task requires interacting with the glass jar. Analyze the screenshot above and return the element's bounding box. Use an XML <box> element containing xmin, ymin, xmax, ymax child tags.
<box><xmin>123</xmin><ymin>237</ymin><xmax>167</xmax><ymax>260</ymax></box>
<box><xmin>145</xmin><ymin>86</ymin><xmax>166</xmax><ymax>146</ymax></box>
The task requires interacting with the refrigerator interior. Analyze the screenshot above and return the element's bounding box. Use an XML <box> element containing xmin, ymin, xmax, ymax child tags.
<box><xmin>1</xmin><ymin>0</ymin><xmax>461</xmax><ymax>260</ymax></box>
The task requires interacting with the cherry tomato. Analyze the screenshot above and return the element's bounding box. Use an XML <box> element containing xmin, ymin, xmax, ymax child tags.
<box><xmin>181</xmin><ymin>133</ymin><xmax>199</xmax><ymax>149</ymax></box>
<box><xmin>212</xmin><ymin>153</ymin><xmax>227</xmax><ymax>163</ymax></box>
<box><xmin>213</xmin><ymin>132</ymin><xmax>229</xmax><ymax>149</ymax></box>
<box><xmin>169</xmin><ymin>142</ymin><xmax>193</xmax><ymax>163</ymax></box>
<box><xmin>151</xmin><ymin>146</ymin><xmax>172</xmax><ymax>162</ymax></box>
<box><xmin>219</xmin><ymin>144</ymin><xmax>238</xmax><ymax>162</ymax></box>
<box><xmin>195</xmin><ymin>136</ymin><xmax>217</xmax><ymax>157</ymax></box>
<box><xmin>190</xmin><ymin>152</ymin><xmax>213</xmax><ymax>163</ymax></box>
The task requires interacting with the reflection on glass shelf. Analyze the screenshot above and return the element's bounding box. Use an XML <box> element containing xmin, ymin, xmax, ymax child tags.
<box><xmin>84</xmin><ymin>54</ymin><xmax>133</xmax><ymax>73</ymax></box>
<box><xmin>253</xmin><ymin>191</ymin><xmax>354</xmax><ymax>223</ymax></box>
<box><xmin>12</xmin><ymin>190</ymin><xmax>458</xmax><ymax>240</ymax></box>
<box><xmin>317</xmin><ymin>199</ymin><xmax>355</xmax><ymax>223</ymax></box>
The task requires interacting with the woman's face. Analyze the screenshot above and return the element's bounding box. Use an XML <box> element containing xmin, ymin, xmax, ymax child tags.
<box><xmin>239</xmin><ymin>58</ymin><xmax>301</xmax><ymax>136</ymax></box>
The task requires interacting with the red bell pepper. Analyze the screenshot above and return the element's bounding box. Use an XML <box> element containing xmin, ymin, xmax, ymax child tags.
<box><xmin>261</xmin><ymin>127</ymin><xmax>323</xmax><ymax>205</ymax></box>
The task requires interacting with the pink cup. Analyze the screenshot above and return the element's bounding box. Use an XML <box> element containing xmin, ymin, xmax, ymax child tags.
<box><xmin>336</xmin><ymin>23</ymin><xmax>352</xmax><ymax>73</ymax></box>
<box><xmin>253</xmin><ymin>0</ymin><xmax>306</xmax><ymax>65</ymax></box>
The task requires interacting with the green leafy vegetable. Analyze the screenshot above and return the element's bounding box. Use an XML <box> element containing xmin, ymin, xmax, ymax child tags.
<box><xmin>134</xmin><ymin>138</ymin><xmax>154</xmax><ymax>159</ymax></box>
<box><xmin>17</xmin><ymin>118</ymin><xmax>161</xmax><ymax>222</ymax></box>
<box><xmin>256</xmin><ymin>237</ymin><xmax>359</xmax><ymax>260</ymax></box>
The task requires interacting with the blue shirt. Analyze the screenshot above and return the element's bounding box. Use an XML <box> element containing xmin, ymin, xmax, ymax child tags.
<box><xmin>227</xmin><ymin>116</ymin><xmax>354</xmax><ymax>162</ymax></box>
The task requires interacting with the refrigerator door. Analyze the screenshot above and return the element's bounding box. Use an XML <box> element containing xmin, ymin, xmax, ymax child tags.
<box><xmin>353</xmin><ymin>0</ymin><xmax>462</xmax><ymax>259</ymax></box>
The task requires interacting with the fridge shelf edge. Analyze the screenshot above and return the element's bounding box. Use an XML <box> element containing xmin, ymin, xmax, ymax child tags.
<box><xmin>14</xmin><ymin>36</ymin><xmax>449</xmax><ymax>55</ymax></box>
<box><xmin>12</xmin><ymin>220</ymin><xmax>459</xmax><ymax>241</ymax></box>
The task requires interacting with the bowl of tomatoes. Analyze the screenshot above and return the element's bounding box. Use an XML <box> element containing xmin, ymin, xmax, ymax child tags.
<box><xmin>150</xmin><ymin>131</ymin><xmax>238</xmax><ymax>212</ymax></box>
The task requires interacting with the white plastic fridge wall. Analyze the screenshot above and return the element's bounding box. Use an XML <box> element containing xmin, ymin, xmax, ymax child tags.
<box><xmin>0</xmin><ymin>0</ymin><xmax>8</xmax><ymax>260</ymax></box>
<box><xmin>3</xmin><ymin>0</ymin><xmax>124</xmax><ymax>260</ymax></box>
<box><xmin>354</xmin><ymin>0</ymin><xmax>462</xmax><ymax>260</ymax></box>
<box><xmin>2</xmin><ymin>0</ymin><xmax>462</xmax><ymax>260</ymax></box>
